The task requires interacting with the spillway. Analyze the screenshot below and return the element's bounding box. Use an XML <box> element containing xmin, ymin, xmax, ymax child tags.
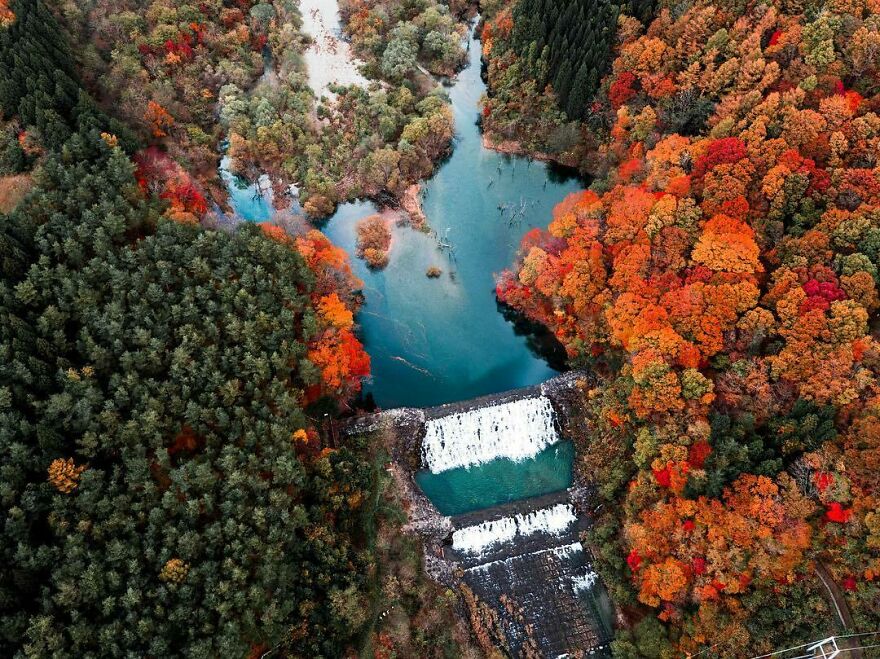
<box><xmin>452</xmin><ymin>503</ymin><xmax>577</xmax><ymax>557</ymax></box>
<box><xmin>336</xmin><ymin>374</ymin><xmax>614</xmax><ymax>657</ymax></box>
<box><xmin>421</xmin><ymin>396</ymin><xmax>560</xmax><ymax>472</ymax></box>
<box><xmin>459</xmin><ymin>535</ymin><xmax>610</xmax><ymax>655</ymax></box>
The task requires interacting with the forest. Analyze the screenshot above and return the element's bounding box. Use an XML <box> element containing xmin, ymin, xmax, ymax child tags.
<box><xmin>505</xmin><ymin>0</ymin><xmax>622</xmax><ymax>119</ymax></box>
<box><xmin>221</xmin><ymin>0</ymin><xmax>467</xmax><ymax>217</ymax></box>
<box><xmin>3</xmin><ymin>0</ymin><xmax>880</xmax><ymax>654</ymax></box>
<box><xmin>0</xmin><ymin>0</ymin><xmax>479</xmax><ymax>656</ymax></box>
<box><xmin>34</xmin><ymin>0</ymin><xmax>469</xmax><ymax>219</ymax></box>
<box><xmin>493</xmin><ymin>0</ymin><xmax>880</xmax><ymax>654</ymax></box>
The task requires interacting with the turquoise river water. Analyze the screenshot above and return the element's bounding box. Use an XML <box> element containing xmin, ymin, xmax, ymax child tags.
<box><xmin>226</xmin><ymin>27</ymin><xmax>582</xmax><ymax>409</ymax></box>
<box><xmin>415</xmin><ymin>441</ymin><xmax>575</xmax><ymax>516</ymax></box>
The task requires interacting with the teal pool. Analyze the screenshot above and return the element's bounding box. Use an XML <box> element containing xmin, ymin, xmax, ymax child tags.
<box><xmin>219</xmin><ymin>154</ymin><xmax>273</xmax><ymax>222</ymax></box>
<box><xmin>414</xmin><ymin>440</ymin><xmax>574</xmax><ymax>516</ymax></box>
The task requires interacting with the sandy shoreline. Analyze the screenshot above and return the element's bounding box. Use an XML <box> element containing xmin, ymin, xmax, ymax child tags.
<box><xmin>400</xmin><ymin>183</ymin><xmax>428</xmax><ymax>230</ymax></box>
<box><xmin>300</xmin><ymin>0</ymin><xmax>368</xmax><ymax>97</ymax></box>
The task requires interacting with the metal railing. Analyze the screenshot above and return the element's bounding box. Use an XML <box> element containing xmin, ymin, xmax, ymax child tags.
<box><xmin>745</xmin><ymin>631</ymin><xmax>880</xmax><ymax>659</ymax></box>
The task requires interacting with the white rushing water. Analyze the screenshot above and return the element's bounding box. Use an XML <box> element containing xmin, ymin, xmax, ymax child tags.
<box><xmin>452</xmin><ymin>504</ymin><xmax>577</xmax><ymax>556</ymax></box>
<box><xmin>300</xmin><ymin>0</ymin><xmax>368</xmax><ymax>97</ymax></box>
<box><xmin>571</xmin><ymin>570</ymin><xmax>599</xmax><ymax>593</ymax></box>
<box><xmin>422</xmin><ymin>396</ymin><xmax>560</xmax><ymax>472</ymax></box>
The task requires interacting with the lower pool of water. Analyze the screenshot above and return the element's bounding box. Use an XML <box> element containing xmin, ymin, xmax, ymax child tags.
<box><xmin>414</xmin><ymin>440</ymin><xmax>574</xmax><ymax>516</ymax></box>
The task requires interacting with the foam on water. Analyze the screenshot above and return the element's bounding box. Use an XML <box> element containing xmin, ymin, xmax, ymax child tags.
<box><xmin>550</xmin><ymin>541</ymin><xmax>584</xmax><ymax>560</ymax></box>
<box><xmin>571</xmin><ymin>570</ymin><xmax>599</xmax><ymax>593</ymax></box>
<box><xmin>452</xmin><ymin>504</ymin><xmax>577</xmax><ymax>556</ymax></box>
<box><xmin>422</xmin><ymin>396</ymin><xmax>559</xmax><ymax>472</ymax></box>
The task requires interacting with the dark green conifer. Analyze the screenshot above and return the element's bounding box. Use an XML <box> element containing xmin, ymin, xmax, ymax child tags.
<box><xmin>509</xmin><ymin>0</ymin><xmax>648</xmax><ymax>119</ymax></box>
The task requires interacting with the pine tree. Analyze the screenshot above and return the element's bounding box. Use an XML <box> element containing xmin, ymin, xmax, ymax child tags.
<box><xmin>566</xmin><ymin>63</ymin><xmax>592</xmax><ymax>118</ymax></box>
<box><xmin>1</xmin><ymin>2</ymin><xmax>382</xmax><ymax>654</ymax></box>
<box><xmin>509</xmin><ymin>0</ymin><xmax>643</xmax><ymax>119</ymax></box>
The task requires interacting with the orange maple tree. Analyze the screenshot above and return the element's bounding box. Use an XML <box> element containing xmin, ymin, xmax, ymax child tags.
<box><xmin>259</xmin><ymin>223</ymin><xmax>370</xmax><ymax>402</ymax></box>
<box><xmin>144</xmin><ymin>100</ymin><xmax>174</xmax><ymax>138</ymax></box>
<box><xmin>0</xmin><ymin>0</ymin><xmax>14</xmax><ymax>27</ymax></box>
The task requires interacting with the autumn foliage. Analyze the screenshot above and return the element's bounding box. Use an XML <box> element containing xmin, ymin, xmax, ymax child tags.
<box><xmin>0</xmin><ymin>0</ymin><xmax>14</xmax><ymax>27</ymax></box>
<box><xmin>134</xmin><ymin>147</ymin><xmax>208</xmax><ymax>225</ymax></box>
<box><xmin>47</xmin><ymin>458</ymin><xmax>85</xmax><ymax>494</ymax></box>
<box><xmin>498</xmin><ymin>0</ymin><xmax>880</xmax><ymax>651</ymax></box>
<box><xmin>355</xmin><ymin>214</ymin><xmax>392</xmax><ymax>269</ymax></box>
<box><xmin>259</xmin><ymin>223</ymin><xmax>370</xmax><ymax>402</ymax></box>
<box><xmin>144</xmin><ymin>100</ymin><xmax>174</xmax><ymax>139</ymax></box>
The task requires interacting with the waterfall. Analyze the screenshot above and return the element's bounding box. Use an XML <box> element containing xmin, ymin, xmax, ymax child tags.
<box><xmin>453</xmin><ymin>516</ymin><xmax>518</xmax><ymax>555</ymax></box>
<box><xmin>452</xmin><ymin>504</ymin><xmax>577</xmax><ymax>556</ymax></box>
<box><xmin>464</xmin><ymin>541</ymin><xmax>584</xmax><ymax>574</ymax></box>
<box><xmin>422</xmin><ymin>396</ymin><xmax>559</xmax><ymax>472</ymax></box>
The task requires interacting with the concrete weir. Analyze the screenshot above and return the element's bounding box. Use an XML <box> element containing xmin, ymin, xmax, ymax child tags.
<box><xmin>340</xmin><ymin>372</ymin><xmax>614</xmax><ymax>657</ymax></box>
<box><xmin>451</xmin><ymin>490</ymin><xmax>611</xmax><ymax>656</ymax></box>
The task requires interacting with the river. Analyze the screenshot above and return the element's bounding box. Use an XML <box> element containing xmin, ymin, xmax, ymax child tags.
<box><xmin>223</xmin><ymin>17</ymin><xmax>582</xmax><ymax>502</ymax></box>
<box><xmin>222</xmin><ymin>18</ymin><xmax>615</xmax><ymax>652</ymax></box>
<box><xmin>224</xmin><ymin>22</ymin><xmax>581</xmax><ymax>410</ymax></box>
<box><xmin>327</xmin><ymin>26</ymin><xmax>582</xmax><ymax>409</ymax></box>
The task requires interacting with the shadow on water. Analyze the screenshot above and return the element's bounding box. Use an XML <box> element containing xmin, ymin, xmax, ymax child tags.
<box><xmin>496</xmin><ymin>298</ymin><xmax>569</xmax><ymax>372</ymax></box>
<box><xmin>546</xmin><ymin>160</ymin><xmax>587</xmax><ymax>184</ymax></box>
